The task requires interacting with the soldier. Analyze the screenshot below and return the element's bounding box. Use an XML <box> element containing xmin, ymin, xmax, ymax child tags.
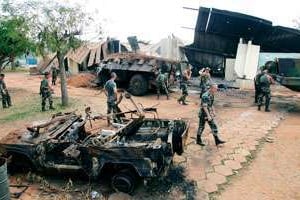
<box><xmin>196</xmin><ymin>84</ymin><xmax>225</xmax><ymax>146</ymax></box>
<box><xmin>0</xmin><ymin>74</ymin><xmax>12</xmax><ymax>108</ymax></box>
<box><xmin>40</xmin><ymin>72</ymin><xmax>54</xmax><ymax>111</ymax></box>
<box><xmin>156</xmin><ymin>70</ymin><xmax>169</xmax><ymax>100</ymax></box>
<box><xmin>104</xmin><ymin>72</ymin><xmax>119</xmax><ymax>126</ymax></box>
<box><xmin>199</xmin><ymin>67</ymin><xmax>212</xmax><ymax>98</ymax></box>
<box><xmin>258</xmin><ymin>69</ymin><xmax>274</xmax><ymax>112</ymax></box>
<box><xmin>177</xmin><ymin>65</ymin><xmax>191</xmax><ymax>105</ymax></box>
<box><xmin>51</xmin><ymin>67</ymin><xmax>58</xmax><ymax>86</ymax></box>
<box><xmin>254</xmin><ymin>66</ymin><xmax>264</xmax><ymax>104</ymax></box>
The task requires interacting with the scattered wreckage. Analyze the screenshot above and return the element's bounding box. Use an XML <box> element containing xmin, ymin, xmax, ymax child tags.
<box><xmin>96</xmin><ymin>53</ymin><xmax>182</xmax><ymax>96</ymax></box>
<box><xmin>0</xmin><ymin>94</ymin><xmax>189</xmax><ymax>194</ymax></box>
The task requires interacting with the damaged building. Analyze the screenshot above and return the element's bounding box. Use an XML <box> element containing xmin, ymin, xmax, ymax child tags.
<box><xmin>34</xmin><ymin>39</ymin><xmax>129</xmax><ymax>75</ymax></box>
<box><xmin>183</xmin><ymin>7</ymin><xmax>300</xmax><ymax>79</ymax></box>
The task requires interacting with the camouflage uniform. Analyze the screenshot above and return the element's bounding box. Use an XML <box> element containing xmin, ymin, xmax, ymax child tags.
<box><xmin>197</xmin><ymin>90</ymin><xmax>218</xmax><ymax>137</ymax></box>
<box><xmin>104</xmin><ymin>79</ymin><xmax>118</xmax><ymax>123</ymax></box>
<box><xmin>254</xmin><ymin>71</ymin><xmax>263</xmax><ymax>103</ymax></box>
<box><xmin>258</xmin><ymin>73</ymin><xmax>272</xmax><ymax>111</ymax></box>
<box><xmin>178</xmin><ymin>75</ymin><xmax>189</xmax><ymax>104</ymax></box>
<box><xmin>0</xmin><ymin>79</ymin><xmax>12</xmax><ymax>108</ymax></box>
<box><xmin>196</xmin><ymin>89</ymin><xmax>225</xmax><ymax>146</ymax></box>
<box><xmin>199</xmin><ymin>75</ymin><xmax>211</xmax><ymax>98</ymax></box>
<box><xmin>156</xmin><ymin>72</ymin><xmax>169</xmax><ymax>99</ymax></box>
<box><xmin>52</xmin><ymin>68</ymin><xmax>58</xmax><ymax>85</ymax></box>
<box><xmin>40</xmin><ymin>78</ymin><xmax>53</xmax><ymax>111</ymax></box>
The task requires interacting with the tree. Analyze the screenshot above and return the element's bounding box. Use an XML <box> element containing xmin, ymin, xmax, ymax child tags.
<box><xmin>0</xmin><ymin>16</ymin><xmax>33</xmax><ymax>72</ymax></box>
<box><xmin>2</xmin><ymin>0</ymin><xmax>92</xmax><ymax>106</ymax></box>
<box><xmin>34</xmin><ymin>2</ymin><xmax>88</xmax><ymax>106</ymax></box>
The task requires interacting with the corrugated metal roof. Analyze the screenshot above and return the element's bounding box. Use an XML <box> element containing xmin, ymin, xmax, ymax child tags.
<box><xmin>67</xmin><ymin>46</ymin><xmax>90</xmax><ymax>64</ymax></box>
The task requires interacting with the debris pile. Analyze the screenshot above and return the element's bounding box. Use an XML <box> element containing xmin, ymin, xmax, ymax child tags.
<box><xmin>67</xmin><ymin>73</ymin><xmax>96</xmax><ymax>88</ymax></box>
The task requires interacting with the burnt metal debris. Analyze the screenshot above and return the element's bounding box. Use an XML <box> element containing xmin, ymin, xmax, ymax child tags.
<box><xmin>0</xmin><ymin>93</ymin><xmax>189</xmax><ymax>194</ymax></box>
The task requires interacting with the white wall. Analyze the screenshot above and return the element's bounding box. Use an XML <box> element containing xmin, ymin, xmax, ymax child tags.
<box><xmin>234</xmin><ymin>41</ymin><xmax>260</xmax><ymax>80</ymax></box>
<box><xmin>225</xmin><ymin>58</ymin><xmax>236</xmax><ymax>81</ymax></box>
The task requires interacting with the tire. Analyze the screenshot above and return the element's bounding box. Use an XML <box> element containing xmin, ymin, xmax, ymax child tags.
<box><xmin>129</xmin><ymin>74</ymin><xmax>148</xmax><ymax>96</ymax></box>
<box><xmin>172</xmin><ymin>123</ymin><xmax>184</xmax><ymax>155</ymax></box>
<box><xmin>111</xmin><ymin>170</ymin><xmax>137</xmax><ymax>194</ymax></box>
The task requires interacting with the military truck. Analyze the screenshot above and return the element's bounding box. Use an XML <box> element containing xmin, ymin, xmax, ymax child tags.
<box><xmin>96</xmin><ymin>53</ymin><xmax>180</xmax><ymax>96</ymax></box>
<box><xmin>0</xmin><ymin>95</ymin><xmax>189</xmax><ymax>194</ymax></box>
<box><xmin>265</xmin><ymin>58</ymin><xmax>300</xmax><ymax>91</ymax></box>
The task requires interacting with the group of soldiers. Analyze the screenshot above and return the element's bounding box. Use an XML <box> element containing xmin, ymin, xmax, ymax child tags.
<box><xmin>104</xmin><ymin>64</ymin><xmax>226</xmax><ymax>146</ymax></box>
<box><xmin>0</xmin><ymin>67</ymin><xmax>58</xmax><ymax>111</ymax></box>
<box><xmin>254</xmin><ymin>66</ymin><xmax>274</xmax><ymax>112</ymax></box>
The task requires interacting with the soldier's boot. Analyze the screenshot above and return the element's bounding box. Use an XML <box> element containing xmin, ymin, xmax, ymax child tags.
<box><xmin>196</xmin><ymin>135</ymin><xmax>205</xmax><ymax>146</ymax></box>
<box><xmin>49</xmin><ymin>105</ymin><xmax>55</xmax><ymax>110</ymax></box>
<box><xmin>166</xmin><ymin>94</ymin><xmax>169</xmax><ymax>100</ymax></box>
<box><xmin>182</xmin><ymin>95</ymin><xmax>188</xmax><ymax>105</ymax></box>
<box><xmin>258</xmin><ymin>105</ymin><xmax>261</xmax><ymax>111</ymax></box>
<box><xmin>265</xmin><ymin>98</ymin><xmax>271</xmax><ymax>112</ymax></box>
<box><xmin>157</xmin><ymin>94</ymin><xmax>160</xmax><ymax>100</ymax></box>
<box><xmin>42</xmin><ymin>106</ymin><xmax>46</xmax><ymax>112</ymax></box>
<box><xmin>213</xmin><ymin>135</ymin><xmax>226</xmax><ymax>146</ymax></box>
<box><xmin>177</xmin><ymin>97</ymin><xmax>182</xmax><ymax>104</ymax></box>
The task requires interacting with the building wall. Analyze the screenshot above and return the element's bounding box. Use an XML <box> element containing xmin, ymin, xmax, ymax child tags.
<box><xmin>68</xmin><ymin>58</ymin><xmax>79</xmax><ymax>74</ymax></box>
<box><xmin>225</xmin><ymin>58</ymin><xmax>236</xmax><ymax>81</ymax></box>
<box><xmin>234</xmin><ymin>41</ymin><xmax>260</xmax><ymax>80</ymax></box>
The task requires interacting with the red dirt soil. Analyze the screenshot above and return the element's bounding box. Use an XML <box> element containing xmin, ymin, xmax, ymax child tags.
<box><xmin>67</xmin><ymin>73</ymin><xmax>96</xmax><ymax>88</ymax></box>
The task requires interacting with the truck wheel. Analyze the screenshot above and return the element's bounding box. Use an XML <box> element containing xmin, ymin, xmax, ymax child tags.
<box><xmin>172</xmin><ymin>124</ymin><xmax>184</xmax><ymax>155</ymax></box>
<box><xmin>111</xmin><ymin>171</ymin><xmax>137</xmax><ymax>194</ymax></box>
<box><xmin>129</xmin><ymin>74</ymin><xmax>148</xmax><ymax>96</ymax></box>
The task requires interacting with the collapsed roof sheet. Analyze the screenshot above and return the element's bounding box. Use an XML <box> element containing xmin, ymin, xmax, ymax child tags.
<box><xmin>193</xmin><ymin>7</ymin><xmax>300</xmax><ymax>53</ymax></box>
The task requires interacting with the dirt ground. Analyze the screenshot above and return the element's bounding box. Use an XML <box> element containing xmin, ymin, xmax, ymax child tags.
<box><xmin>1</xmin><ymin>72</ymin><xmax>300</xmax><ymax>200</ymax></box>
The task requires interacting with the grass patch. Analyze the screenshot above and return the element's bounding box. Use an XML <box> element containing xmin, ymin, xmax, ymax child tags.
<box><xmin>3</xmin><ymin>67</ymin><xmax>30</xmax><ymax>73</ymax></box>
<box><xmin>0</xmin><ymin>93</ymin><xmax>78</xmax><ymax>124</ymax></box>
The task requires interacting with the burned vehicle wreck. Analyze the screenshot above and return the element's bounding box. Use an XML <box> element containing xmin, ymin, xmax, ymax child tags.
<box><xmin>0</xmin><ymin>95</ymin><xmax>189</xmax><ymax>193</ymax></box>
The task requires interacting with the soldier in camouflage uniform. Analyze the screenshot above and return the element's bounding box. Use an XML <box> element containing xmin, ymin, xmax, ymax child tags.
<box><xmin>258</xmin><ymin>69</ymin><xmax>274</xmax><ymax>112</ymax></box>
<box><xmin>156</xmin><ymin>70</ymin><xmax>169</xmax><ymax>100</ymax></box>
<box><xmin>199</xmin><ymin>67</ymin><xmax>212</xmax><ymax>98</ymax></box>
<box><xmin>40</xmin><ymin>72</ymin><xmax>54</xmax><ymax>111</ymax></box>
<box><xmin>104</xmin><ymin>72</ymin><xmax>119</xmax><ymax>126</ymax></box>
<box><xmin>196</xmin><ymin>84</ymin><xmax>225</xmax><ymax>146</ymax></box>
<box><xmin>177</xmin><ymin>66</ymin><xmax>191</xmax><ymax>105</ymax></box>
<box><xmin>254</xmin><ymin>66</ymin><xmax>265</xmax><ymax>104</ymax></box>
<box><xmin>0</xmin><ymin>74</ymin><xmax>12</xmax><ymax>109</ymax></box>
<box><xmin>51</xmin><ymin>67</ymin><xmax>58</xmax><ymax>86</ymax></box>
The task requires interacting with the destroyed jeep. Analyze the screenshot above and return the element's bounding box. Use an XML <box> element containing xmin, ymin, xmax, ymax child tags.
<box><xmin>96</xmin><ymin>53</ymin><xmax>180</xmax><ymax>96</ymax></box>
<box><xmin>0</xmin><ymin>95</ymin><xmax>189</xmax><ymax>194</ymax></box>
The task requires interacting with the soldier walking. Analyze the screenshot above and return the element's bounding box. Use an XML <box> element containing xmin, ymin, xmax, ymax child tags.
<box><xmin>51</xmin><ymin>67</ymin><xmax>58</xmax><ymax>86</ymax></box>
<box><xmin>156</xmin><ymin>70</ymin><xmax>169</xmax><ymax>100</ymax></box>
<box><xmin>258</xmin><ymin>69</ymin><xmax>274</xmax><ymax>112</ymax></box>
<box><xmin>0</xmin><ymin>74</ymin><xmax>12</xmax><ymax>109</ymax></box>
<box><xmin>196</xmin><ymin>84</ymin><xmax>225</xmax><ymax>146</ymax></box>
<box><xmin>178</xmin><ymin>66</ymin><xmax>191</xmax><ymax>105</ymax></box>
<box><xmin>104</xmin><ymin>72</ymin><xmax>119</xmax><ymax>126</ymax></box>
<box><xmin>199</xmin><ymin>67</ymin><xmax>212</xmax><ymax>98</ymax></box>
<box><xmin>40</xmin><ymin>72</ymin><xmax>54</xmax><ymax>111</ymax></box>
